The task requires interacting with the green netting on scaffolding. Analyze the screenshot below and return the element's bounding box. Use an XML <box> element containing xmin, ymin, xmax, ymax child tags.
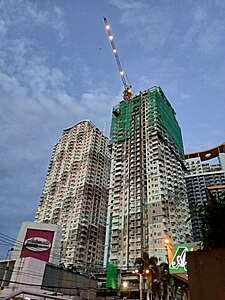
<box><xmin>106</xmin><ymin>262</ymin><xmax>118</xmax><ymax>289</ymax></box>
<box><xmin>147</xmin><ymin>87</ymin><xmax>184</xmax><ymax>155</ymax></box>
<box><xmin>110</xmin><ymin>96</ymin><xmax>140</xmax><ymax>143</ymax></box>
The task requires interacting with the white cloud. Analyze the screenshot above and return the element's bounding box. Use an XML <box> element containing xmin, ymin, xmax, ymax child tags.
<box><xmin>110</xmin><ymin>0</ymin><xmax>144</xmax><ymax>9</ymax></box>
<box><xmin>119</xmin><ymin>6</ymin><xmax>173</xmax><ymax>50</ymax></box>
<box><xmin>0</xmin><ymin>18</ymin><xmax>6</xmax><ymax>35</ymax></box>
<box><xmin>52</xmin><ymin>5</ymin><xmax>65</xmax><ymax>40</ymax></box>
<box><xmin>25</xmin><ymin>1</ymin><xmax>65</xmax><ymax>40</ymax></box>
<box><xmin>215</xmin><ymin>0</ymin><xmax>225</xmax><ymax>8</ymax></box>
<box><xmin>197</xmin><ymin>19</ymin><xmax>225</xmax><ymax>54</ymax></box>
<box><xmin>181</xmin><ymin>4</ymin><xmax>225</xmax><ymax>55</ymax></box>
<box><xmin>193</xmin><ymin>5</ymin><xmax>208</xmax><ymax>22</ymax></box>
<box><xmin>26</xmin><ymin>2</ymin><xmax>48</xmax><ymax>24</ymax></box>
<box><xmin>25</xmin><ymin>2</ymin><xmax>66</xmax><ymax>40</ymax></box>
<box><xmin>0</xmin><ymin>38</ymin><xmax>115</xmax><ymax>151</ymax></box>
<box><xmin>0</xmin><ymin>0</ymin><xmax>65</xmax><ymax>42</ymax></box>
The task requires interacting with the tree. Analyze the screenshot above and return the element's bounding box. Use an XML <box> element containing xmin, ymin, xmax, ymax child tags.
<box><xmin>189</xmin><ymin>192</ymin><xmax>225</xmax><ymax>249</ymax></box>
<box><xmin>134</xmin><ymin>252</ymin><xmax>172</xmax><ymax>300</ymax></box>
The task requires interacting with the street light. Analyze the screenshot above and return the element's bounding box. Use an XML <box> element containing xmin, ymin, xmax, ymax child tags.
<box><xmin>122</xmin><ymin>281</ymin><xmax>130</xmax><ymax>299</ymax></box>
<box><xmin>163</xmin><ymin>238</ymin><xmax>170</xmax><ymax>246</ymax></box>
<box><xmin>163</xmin><ymin>237</ymin><xmax>173</xmax><ymax>264</ymax></box>
<box><xmin>132</xmin><ymin>269</ymin><xmax>143</xmax><ymax>300</ymax></box>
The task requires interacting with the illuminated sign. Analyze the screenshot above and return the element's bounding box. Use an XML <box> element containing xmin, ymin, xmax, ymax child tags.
<box><xmin>24</xmin><ymin>237</ymin><xmax>51</xmax><ymax>252</ymax></box>
<box><xmin>169</xmin><ymin>245</ymin><xmax>194</xmax><ymax>274</ymax></box>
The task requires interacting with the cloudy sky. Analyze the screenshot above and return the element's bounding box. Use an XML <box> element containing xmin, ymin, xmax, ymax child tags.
<box><xmin>0</xmin><ymin>0</ymin><xmax>225</xmax><ymax>258</ymax></box>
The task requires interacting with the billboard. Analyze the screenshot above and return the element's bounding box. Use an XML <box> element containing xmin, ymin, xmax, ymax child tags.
<box><xmin>21</xmin><ymin>228</ymin><xmax>54</xmax><ymax>262</ymax></box>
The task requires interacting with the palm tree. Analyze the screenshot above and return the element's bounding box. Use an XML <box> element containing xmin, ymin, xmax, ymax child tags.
<box><xmin>157</xmin><ymin>262</ymin><xmax>171</xmax><ymax>299</ymax></box>
<box><xmin>134</xmin><ymin>252</ymin><xmax>171</xmax><ymax>300</ymax></box>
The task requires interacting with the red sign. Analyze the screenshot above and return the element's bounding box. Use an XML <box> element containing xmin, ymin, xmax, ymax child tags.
<box><xmin>21</xmin><ymin>228</ymin><xmax>54</xmax><ymax>262</ymax></box>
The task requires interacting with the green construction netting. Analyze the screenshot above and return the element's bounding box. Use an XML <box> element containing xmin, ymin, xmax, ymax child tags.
<box><xmin>147</xmin><ymin>88</ymin><xmax>184</xmax><ymax>154</ymax></box>
<box><xmin>106</xmin><ymin>263</ymin><xmax>118</xmax><ymax>289</ymax></box>
<box><xmin>110</xmin><ymin>96</ymin><xmax>140</xmax><ymax>143</ymax></box>
<box><xmin>110</xmin><ymin>87</ymin><xmax>184</xmax><ymax>155</ymax></box>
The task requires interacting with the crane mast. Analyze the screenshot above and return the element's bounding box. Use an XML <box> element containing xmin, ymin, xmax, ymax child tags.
<box><xmin>103</xmin><ymin>17</ymin><xmax>133</xmax><ymax>100</ymax></box>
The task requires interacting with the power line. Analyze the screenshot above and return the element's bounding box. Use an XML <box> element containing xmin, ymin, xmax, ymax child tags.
<box><xmin>0</xmin><ymin>266</ymin><xmax>97</xmax><ymax>286</ymax></box>
<box><xmin>0</xmin><ymin>233</ymin><xmax>24</xmax><ymax>246</ymax></box>
<box><xmin>0</xmin><ymin>232</ymin><xmax>64</xmax><ymax>262</ymax></box>
<box><xmin>0</xmin><ymin>233</ymin><xmax>106</xmax><ymax>267</ymax></box>
<box><xmin>0</xmin><ymin>231</ymin><xmax>141</xmax><ymax>269</ymax></box>
<box><xmin>0</xmin><ymin>279</ymin><xmax>97</xmax><ymax>291</ymax></box>
<box><xmin>0</xmin><ymin>232</ymin><xmax>63</xmax><ymax>250</ymax></box>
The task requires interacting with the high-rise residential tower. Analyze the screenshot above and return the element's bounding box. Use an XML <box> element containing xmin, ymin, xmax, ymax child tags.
<box><xmin>185</xmin><ymin>143</ymin><xmax>225</xmax><ymax>241</ymax></box>
<box><xmin>104</xmin><ymin>86</ymin><xmax>192</xmax><ymax>268</ymax></box>
<box><xmin>35</xmin><ymin>120</ymin><xmax>111</xmax><ymax>269</ymax></box>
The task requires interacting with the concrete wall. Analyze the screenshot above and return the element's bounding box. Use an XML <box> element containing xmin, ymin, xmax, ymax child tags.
<box><xmin>187</xmin><ymin>248</ymin><xmax>225</xmax><ymax>300</ymax></box>
<box><xmin>0</xmin><ymin>258</ymin><xmax>97</xmax><ymax>300</ymax></box>
<box><xmin>43</xmin><ymin>264</ymin><xmax>97</xmax><ymax>300</ymax></box>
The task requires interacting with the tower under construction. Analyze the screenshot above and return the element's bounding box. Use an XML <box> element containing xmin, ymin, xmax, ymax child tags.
<box><xmin>104</xmin><ymin>86</ymin><xmax>192</xmax><ymax>269</ymax></box>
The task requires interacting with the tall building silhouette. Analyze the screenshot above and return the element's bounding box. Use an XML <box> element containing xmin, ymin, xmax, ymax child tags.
<box><xmin>185</xmin><ymin>143</ymin><xmax>225</xmax><ymax>241</ymax></box>
<box><xmin>104</xmin><ymin>86</ymin><xmax>191</xmax><ymax>268</ymax></box>
<box><xmin>35</xmin><ymin>120</ymin><xmax>111</xmax><ymax>269</ymax></box>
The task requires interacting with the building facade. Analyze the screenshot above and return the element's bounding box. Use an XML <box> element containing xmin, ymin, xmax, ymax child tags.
<box><xmin>185</xmin><ymin>143</ymin><xmax>225</xmax><ymax>241</ymax></box>
<box><xmin>104</xmin><ymin>86</ymin><xmax>192</xmax><ymax>269</ymax></box>
<box><xmin>35</xmin><ymin>120</ymin><xmax>111</xmax><ymax>269</ymax></box>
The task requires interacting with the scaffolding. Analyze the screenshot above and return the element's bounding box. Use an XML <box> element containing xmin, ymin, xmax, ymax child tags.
<box><xmin>110</xmin><ymin>96</ymin><xmax>140</xmax><ymax>143</ymax></box>
<box><xmin>147</xmin><ymin>87</ymin><xmax>184</xmax><ymax>155</ymax></box>
<box><xmin>110</xmin><ymin>87</ymin><xmax>184</xmax><ymax>155</ymax></box>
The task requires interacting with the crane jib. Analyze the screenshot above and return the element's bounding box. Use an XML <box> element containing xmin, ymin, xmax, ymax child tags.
<box><xmin>103</xmin><ymin>17</ymin><xmax>133</xmax><ymax>100</ymax></box>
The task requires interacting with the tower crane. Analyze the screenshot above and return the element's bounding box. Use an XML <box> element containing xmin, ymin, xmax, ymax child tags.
<box><xmin>103</xmin><ymin>17</ymin><xmax>133</xmax><ymax>101</ymax></box>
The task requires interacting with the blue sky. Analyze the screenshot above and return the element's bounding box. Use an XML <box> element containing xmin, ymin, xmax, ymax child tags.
<box><xmin>0</xmin><ymin>0</ymin><xmax>225</xmax><ymax>258</ymax></box>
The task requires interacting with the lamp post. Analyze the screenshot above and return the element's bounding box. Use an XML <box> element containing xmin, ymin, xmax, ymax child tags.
<box><xmin>163</xmin><ymin>237</ymin><xmax>173</xmax><ymax>264</ymax></box>
<box><xmin>139</xmin><ymin>273</ymin><xmax>143</xmax><ymax>300</ymax></box>
<box><xmin>133</xmin><ymin>269</ymin><xmax>143</xmax><ymax>300</ymax></box>
<box><xmin>145</xmin><ymin>269</ymin><xmax>151</xmax><ymax>300</ymax></box>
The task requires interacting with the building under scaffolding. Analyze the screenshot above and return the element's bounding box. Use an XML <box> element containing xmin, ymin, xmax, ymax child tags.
<box><xmin>104</xmin><ymin>86</ymin><xmax>192</xmax><ymax>270</ymax></box>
